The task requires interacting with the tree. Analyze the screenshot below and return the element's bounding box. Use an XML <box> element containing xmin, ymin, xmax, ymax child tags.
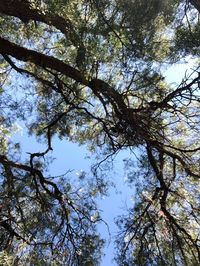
<box><xmin>0</xmin><ymin>0</ymin><xmax>199</xmax><ymax>265</ymax></box>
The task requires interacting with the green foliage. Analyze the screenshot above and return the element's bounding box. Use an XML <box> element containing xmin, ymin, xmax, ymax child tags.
<box><xmin>175</xmin><ymin>23</ymin><xmax>200</xmax><ymax>56</ymax></box>
<box><xmin>0</xmin><ymin>0</ymin><xmax>199</xmax><ymax>265</ymax></box>
<box><xmin>116</xmin><ymin>150</ymin><xmax>200</xmax><ymax>265</ymax></box>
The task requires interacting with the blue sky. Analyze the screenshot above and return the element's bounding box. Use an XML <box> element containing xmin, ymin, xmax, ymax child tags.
<box><xmin>10</xmin><ymin>57</ymin><xmax>198</xmax><ymax>265</ymax></box>
<box><xmin>12</xmin><ymin>129</ymin><xmax>134</xmax><ymax>265</ymax></box>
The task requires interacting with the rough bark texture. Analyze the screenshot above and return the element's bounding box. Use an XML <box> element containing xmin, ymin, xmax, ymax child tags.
<box><xmin>0</xmin><ymin>37</ymin><xmax>84</xmax><ymax>82</ymax></box>
<box><xmin>0</xmin><ymin>37</ymin><xmax>126</xmax><ymax>116</ymax></box>
<box><xmin>0</xmin><ymin>0</ymin><xmax>75</xmax><ymax>38</ymax></box>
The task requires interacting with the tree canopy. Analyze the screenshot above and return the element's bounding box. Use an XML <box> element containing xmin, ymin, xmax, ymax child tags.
<box><xmin>0</xmin><ymin>0</ymin><xmax>199</xmax><ymax>265</ymax></box>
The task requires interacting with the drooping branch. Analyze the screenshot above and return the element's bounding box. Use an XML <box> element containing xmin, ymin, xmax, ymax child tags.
<box><xmin>0</xmin><ymin>37</ymin><xmax>84</xmax><ymax>83</ymax></box>
<box><xmin>0</xmin><ymin>37</ymin><xmax>127</xmax><ymax>115</ymax></box>
<box><xmin>0</xmin><ymin>0</ymin><xmax>80</xmax><ymax>45</ymax></box>
<box><xmin>149</xmin><ymin>74</ymin><xmax>200</xmax><ymax>111</ymax></box>
<box><xmin>0</xmin><ymin>153</ymin><xmax>103</xmax><ymax>262</ymax></box>
<box><xmin>1</xmin><ymin>37</ymin><xmax>199</xmax><ymax>181</ymax></box>
<box><xmin>0</xmin><ymin>154</ymin><xmax>62</xmax><ymax>200</ymax></box>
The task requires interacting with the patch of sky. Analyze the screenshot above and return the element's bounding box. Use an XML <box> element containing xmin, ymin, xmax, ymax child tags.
<box><xmin>9</xmin><ymin>56</ymin><xmax>199</xmax><ymax>265</ymax></box>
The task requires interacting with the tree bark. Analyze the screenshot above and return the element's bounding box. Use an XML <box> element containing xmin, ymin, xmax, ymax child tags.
<box><xmin>0</xmin><ymin>37</ymin><xmax>126</xmax><ymax>115</ymax></box>
<box><xmin>0</xmin><ymin>0</ymin><xmax>78</xmax><ymax>44</ymax></box>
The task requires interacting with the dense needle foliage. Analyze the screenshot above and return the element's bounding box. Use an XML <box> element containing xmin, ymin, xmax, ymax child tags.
<box><xmin>0</xmin><ymin>0</ymin><xmax>199</xmax><ymax>265</ymax></box>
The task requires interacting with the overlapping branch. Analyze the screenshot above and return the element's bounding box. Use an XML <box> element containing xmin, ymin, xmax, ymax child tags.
<box><xmin>0</xmin><ymin>153</ymin><xmax>102</xmax><ymax>263</ymax></box>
